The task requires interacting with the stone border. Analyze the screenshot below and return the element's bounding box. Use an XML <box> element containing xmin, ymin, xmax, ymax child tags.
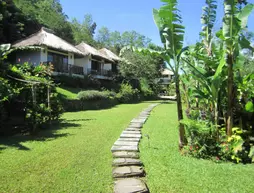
<box><xmin>111</xmin><ymin>104</ymin><xmax>158</xmax><ymax>193</ymax></box>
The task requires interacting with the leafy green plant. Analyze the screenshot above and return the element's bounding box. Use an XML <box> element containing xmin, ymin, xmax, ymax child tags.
<box><xmin>77</xmin><ymin>90</ymin><xmax>112</xmax><ymax>101</ymax></box>
<box><xmin>116</xmin><ymin>83</ymin><xmax>140</xmax><ymax>103</ymax></box>
<box><xmin>218</xmin><ymin>127</ymin><xmax>247</xmax><ymax>163</ymax></box>
<box><xmin>181</xmin><ymin>119</ymin><xmax>218</xmax><ymax>158</ymax></box>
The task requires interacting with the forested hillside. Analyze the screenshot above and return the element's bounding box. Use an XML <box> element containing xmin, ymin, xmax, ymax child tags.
<box><xmin>0</xmin><ymin>0</ymin><xmax>153</xmax><ymax>54</ymax></box>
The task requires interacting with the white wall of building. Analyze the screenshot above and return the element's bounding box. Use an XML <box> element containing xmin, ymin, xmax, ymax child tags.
<box><xmin>68</xmin><ymin>53</ymin><xmax>74</xmax><ymax>65</ymax></box>
<box><xmin>74</xmin><ymin>55</ymin><xmax>90</xmax><ymax>74</ymax></box>
<box><xmin>40</xmin><ymin>46</ymin><xmax>48</xmax><ymax>63</ymax></box>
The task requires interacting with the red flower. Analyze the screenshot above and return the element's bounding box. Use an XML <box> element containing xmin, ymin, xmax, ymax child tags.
<box><xmin>190</xmin><ymin>146</ymin><xmax>193</xmax><ymax>151</ymax></box>
<box><xmin>196</xmin><ymin>146</ymin><xmax>199</xmax><ymax>149</ymax></box>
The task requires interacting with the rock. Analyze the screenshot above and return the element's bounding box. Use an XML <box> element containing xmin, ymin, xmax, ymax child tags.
<box><xmin>112</xmin><ymin>158</ymin><xmax>142</xmax><ymax>166</ymax></box>
<box><xmin>112</xmin><ymin>151</ymin><xmax>139</xmax><ymax>159</ymax></box>
<box><xmin>114</xmin><ymin>178</ymin><xmax>148</xmax><ymax>193</ymax></box>
<box><xmin>120</xmin><ymin>134</ymin><xmax>141</xmax><ymax>138</ymax></box>
<box><xmin>112</xmin><ymin>166</ymin><xmax>144</xmax><ymax>178</ymax></box>
<box><xmin>114</xmin><ymin>141</ymin><xmax>139</xmax><ymax>146</ymax></box>
<box><xmin>111</xmin><ymin>145</ymin><xmax>138</xmax><ymax>152</ymax></box>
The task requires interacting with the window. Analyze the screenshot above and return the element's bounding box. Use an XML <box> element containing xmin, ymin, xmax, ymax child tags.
<box><xmin>47</xmin><ymin>52</ymin><xmax>68</xmax><ymax>72</ymax></box>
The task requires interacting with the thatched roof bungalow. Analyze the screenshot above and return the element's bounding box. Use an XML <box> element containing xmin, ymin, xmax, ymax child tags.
<box><xmin>75</xmin><ymin>43</ymin><xmax>118</xmax><ymax>79</ymax></box>
<box><xmin>12</xmin><ymin>28</ymin><xmax>86</xmax><ymax>75</ymax></box>
<box><xmin>98</xmin><ymin>48</ymin><xmax>121</xmax><ymax>62</ymax></box>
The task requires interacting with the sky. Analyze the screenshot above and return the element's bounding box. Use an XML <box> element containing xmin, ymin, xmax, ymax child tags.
<box><xmin>61</xmin><ymin>0</ymin><xmax>254</xmax><ymax>46</ymax></box>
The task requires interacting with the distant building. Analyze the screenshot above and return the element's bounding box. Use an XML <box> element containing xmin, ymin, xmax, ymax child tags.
<box><xmin>157</xmin><ymin>68</ymin><xmax>174</xmax><ymax>85</ymax></box>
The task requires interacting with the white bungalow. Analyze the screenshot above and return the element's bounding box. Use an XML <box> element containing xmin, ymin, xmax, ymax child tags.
<box><xmin>75</xmin><ymin>43</ymin><xmax>117</xmax><ymax>80</ymax></box>
<box><xmin>12</xmin><ymin>28</ymin><xmax>88</xmax><ymax>77</ymax></box>
<box><xmin>98</xmin><ymin>48</ymin><xmax>121</xmax><ymax>72</ymax></box>
<box><xmin>157</xmin><ymin>68</ymin><xmax>174</xmax><ymax>85</ymax></box>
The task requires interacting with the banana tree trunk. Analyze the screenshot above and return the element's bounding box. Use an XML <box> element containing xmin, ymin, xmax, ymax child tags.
<box><xmin>227</xmin><ymin>54</ymin><xmax>234</xmax><ymax>136</ymax></box>
<box><xmin>175</xmin><ymin>75</ymin><xmax>187</xmax><ymax>149</ymax></box>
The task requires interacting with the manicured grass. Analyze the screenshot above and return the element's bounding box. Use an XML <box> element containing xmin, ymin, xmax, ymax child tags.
<box><xmin>0</xmin><ymin>102</ymin><xmax>154</xmax><ymax>193</ymax></box>
<box><xmin>56</xmin><ymin>86</ymin><xmax>83</xmax><ymax>99</ymax></box>
<box><xmin>140</xmin><ymin>102</ymin><xmax>254</xmax><ymax>193</ymax></box>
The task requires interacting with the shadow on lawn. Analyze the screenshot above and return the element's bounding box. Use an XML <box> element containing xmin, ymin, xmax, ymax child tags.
<box><xmin>0</xmin><ymin>119</ymin><xmax>84</xmax><ymax>152</ymax></box>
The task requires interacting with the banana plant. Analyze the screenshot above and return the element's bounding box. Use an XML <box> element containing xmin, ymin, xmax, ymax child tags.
<box><xmin>219</xmin><ymin>1</ymin><xmax>253</xmax><ymax>135</ymax></box>
<box><xmin>154</xmin><ymin>0</ymin><xmax>188</xmax><ymax>149</ymax></box>
<box><xmin>182</xmin><ymin>43</ymin><xmax>227</xmax><ymax>130</ymax></box>
<box><xmin>200</xmin><ymin>0</ymin><xmax>217</xmax><ymax>56</ymax></box>
<box><xmin>120</xmin><ymin>0</ymin><xmax>188</xmax><ymax>149</ymax></box>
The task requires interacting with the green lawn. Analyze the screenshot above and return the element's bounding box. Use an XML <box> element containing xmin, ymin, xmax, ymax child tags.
<box><xmin>0</xmin><ymin>102</ymin><xmax>154</xmax><ymax>193</ymax></box>
<box><xmin>140</xmin><ymin>102</ymin><xmax>254</xmax><ymax>193</ymax></box>
<box><xmin>56</xmin><ymin>86</ymin><xmax>83</xmax><ymax>99</ymax></box>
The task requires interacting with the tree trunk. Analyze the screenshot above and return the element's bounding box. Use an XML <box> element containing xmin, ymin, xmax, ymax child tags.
<box><xmin>227</xmin><ymin>54</ymin><xmax>234</xmax><ymax>136</ymax></box>
<box><xmin>175</xmin><ymin>75</ymin><xmax>187</xmax><ymax>149</ymax></box>
<box><xmin>31</xmin><ymin>84</ymin><xmax>38</xmax><ymax>135</ymax></box>
<box><xmin>196</xmin><ymin>81</ymin><xmax>199</xmax><ymax>108</ymax></box>
<box><xmin>182</xmin><ymin>80</ymin><xmax>190</xmax><ymax>110</ymax></box>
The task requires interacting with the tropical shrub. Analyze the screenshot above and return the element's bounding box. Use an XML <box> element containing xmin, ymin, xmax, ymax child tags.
<box><xmin>181</xmin><ymin>119</ymin><xmax>218</xmax><ymax>158</ymax></box>
<box><xmin>77</xmin><ymin>90</ymin><xmax>114</xmax><ymax>101</ymax></box>
<box><xmin>140</xmin><ymin>78</ymin><xmax>156</xmax><ymax>99</ymax></box>
<box><xmin>116</xmin><ymin>83</ymin><xmax>140</xmax><ymax>103</ymax></box>
<box><xmin>1</xmin><ymin>44</ymin><xmax>63</xmax><ymax>135</ymax></box>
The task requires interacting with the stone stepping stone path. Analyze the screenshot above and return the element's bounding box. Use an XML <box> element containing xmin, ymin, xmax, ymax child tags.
<box><xmin>111</xmin><ymin>103</ymin><xmax>158</xmax><ymax>193</ymax></box>
<box><xmin>114</xmin><ymin>178</ymin><xmax>148</xmax><ymax>193</ymax></box>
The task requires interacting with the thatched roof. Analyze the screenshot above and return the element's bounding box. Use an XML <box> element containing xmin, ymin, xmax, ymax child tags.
<box><xmin>12</xmin><ymin>28</ymin><xmax>85</xmax><ymax>56</ymax></box>
<box><xmin>76</xmin><ymin>42</ymin><xmax>113</xmax><ymax>62</ymax></box>
<box><xmin>99</xmin><ymin>48</ymin><xmax>121</xmax><ymax>61</ymax></box>
<box><xmin>161</xmin><ymin>68</ymin><xmax>174</xmax><ymax>76</ymax></box>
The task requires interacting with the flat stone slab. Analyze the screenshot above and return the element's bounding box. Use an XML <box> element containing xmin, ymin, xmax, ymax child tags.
<box><xmin>125</xmin><ymin>127</ymin><xmax>141</xmax><ymax>131</ymax></box>
<box><xmin>112</xmin><ymin>158</ymin><xmax>142</xmax><ymax>166</ymax></box>
<box><xmin>118</xmin><ymin>138</ymin><xmax>140</xmax><ymax>142</ymax></box>
<box><xmin>114</xmin><ymin>141</ymin><xmax>139</xmax><ymax>146</ymax></box>
<box><xmin>112</xmin><ymin>151</ymin><xmax>139</xmax><ymax>159</ymax></box>
<box><xmin>131</xmin><ymin>118</ymin><xmax>147</xmax><ymax>124</ymax></box>
<box><xmin>112</xmin><ymin>166</ymin><xmax>144</xmax><ymax>178</ymax></box>
<box><xmin>128</xmin><ymin>122</ymin><xmax>143</xmax><ymax>128</ymax></box>
<box><xmin>139</xmin><ymin>112</ymin><xmax>150</xmax><ymax>117</ymax></box>
<box><xmin>122</xmin><ymin>131</ymin><xmax>141</xmax><ymax>135</ymax></box>
<box><xmin>114</xmin><ymin>178</ymin><xmax>148</xmax><ymax>193</ymax></box>
<box><xmin>111</xmin><ymin>145</ymin><xmax>139</xmax><ymax>152</ymax></box>
<box><xmin>120</xmin><ymin>134</ymin><xmax>141</xmax><ymax>138</ymax></box>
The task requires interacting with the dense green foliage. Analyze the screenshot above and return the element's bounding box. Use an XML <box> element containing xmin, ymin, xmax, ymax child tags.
<box><xmin>97</xmin><ymin>27</ymin><xmax>152</xmax><ymax>54</ymax></box>
<box><xmin>13</xmin><ymin>0</ymin><xmax>74</xmax><ymax>43</ymax></box>
<box><xmin>0</xmin><ymin>45</ymin><xmax>62</xmax><ymax>135</ymax></box>
<box><xmin>179</xmin><ymin>0</ymin><xmax>254</xmax><ymax>163</ymax></box>
<box><xmin>77</xmin><ymin>90</ymin><xmax>114</xmax><ymax>101</ymax></box>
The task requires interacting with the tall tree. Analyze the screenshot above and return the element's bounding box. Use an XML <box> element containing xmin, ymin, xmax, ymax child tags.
<box><xmin>96</xmin><ymin>26</ymin><xmax>111</xmax><ymax>47</ymax></box>
<box><xmin>13</xmin><ymin>0</ymin><xmax>73</xmax><ymax>42</ymax></box>
<box><xmin>71</xmin><ymin>14</ymin><xmax>97</xmax><ymax>45</ymax></box>
<box><xmin>119</xmin><ymin>50</ymin><xmax>162</xmax><ymax>81</ymax></box>
<box><xmin>0</xmin><ymin>0</ymin><xmax>39</xmax><ymax>43</ymax></box>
